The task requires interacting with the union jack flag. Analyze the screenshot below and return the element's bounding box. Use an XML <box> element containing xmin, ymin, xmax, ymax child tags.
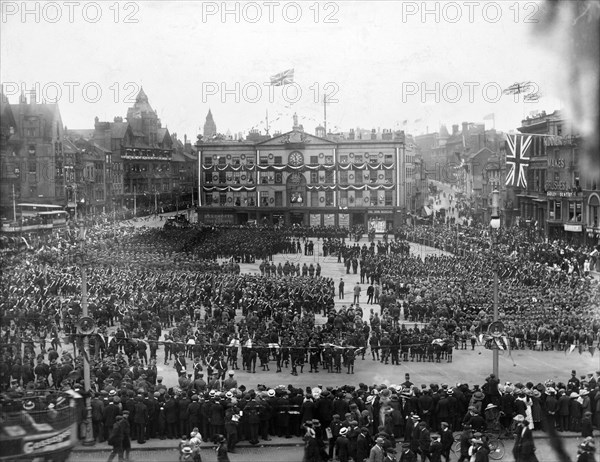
<box><xmin>270</xmin><ymin>68</ymin><xmax>294</xmax><ymax>86</ymax></box>
<box><xmin>505</xmin><ymin>134</ymin><xmax>532</xmax><ymax>188</ymax></box>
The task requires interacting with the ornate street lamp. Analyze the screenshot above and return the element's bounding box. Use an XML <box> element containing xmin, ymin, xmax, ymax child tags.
<box><xmin>489</xmin><ymin>189</ymin><xmax>501</xmax><ymax>379</ymax></box>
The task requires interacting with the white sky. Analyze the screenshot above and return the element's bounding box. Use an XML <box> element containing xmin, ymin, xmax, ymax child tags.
<box><xmin>1</xmin><ymin>1</ymin><xmax>567</xmax><ymax>139</ymax></box>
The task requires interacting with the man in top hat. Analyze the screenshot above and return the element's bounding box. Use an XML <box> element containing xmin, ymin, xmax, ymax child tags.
<box><xmin>568</xmin><ymin>370</ymin><xmax>580</xmax><ymax>392</ymax></box>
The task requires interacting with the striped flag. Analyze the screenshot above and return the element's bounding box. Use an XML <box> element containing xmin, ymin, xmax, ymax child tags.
<box><xmin>270</xmin><ymin>68</ymin><xmax>294</xmax><ymax>86</ymax></box>
<box><xmin>505</xmin><ymin>134</ymin><xmax>532</xmax><ymax>188</ymax></box>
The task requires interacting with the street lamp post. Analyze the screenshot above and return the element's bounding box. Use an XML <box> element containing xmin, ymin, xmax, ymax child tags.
<box><xmin>77</xmin><ymin>222</ymin><xmax>95</xmax><ymax>446</ymax></box>
<box><xmin>490</xmin><ymin>188</ymin><xmax>501</xmax><ymax>379</ymax></box>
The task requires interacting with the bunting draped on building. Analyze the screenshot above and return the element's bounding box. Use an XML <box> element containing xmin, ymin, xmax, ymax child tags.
<box><xmin>202</xmin><ymin>186</ymin><xmax>256</xmax><ymax>192</ymax></box>
<box><xmin>505</xmin><ymin>134</ymin><xmax>533</xmax><ymax>188</ymax></box>
<box><xmin>306</xmin><ymin>184</ymin><xmax>396</xmax><ymax>191</ymax></box>
<box><xmin>337</xmin><ymin>162</ymin><xmax>395</xmax><ymax>170</ymax></box>
<box><xmin>202</xmin><ymin>164</ymin><xmax>254</xmax><ymax>171</ymax></box>
<box><xmin>203</xmin><ymin>162</ymin><xmax>395</xmax><ymax>172</ymax></box>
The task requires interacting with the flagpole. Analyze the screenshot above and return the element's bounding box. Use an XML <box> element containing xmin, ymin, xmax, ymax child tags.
<box><xmin>324</xmin><ymin>95</ymin><xmax>327</xmax><ymax>135</ymax></box>
<box><xmin>265</xmin><ymin>109</ymin><xmax>270</xmax><ymax>136</ymax></box>
<box><xmin>12</xmin><ymin>183</ymin><xmax>16</xmax><ymax>222</ymax></box>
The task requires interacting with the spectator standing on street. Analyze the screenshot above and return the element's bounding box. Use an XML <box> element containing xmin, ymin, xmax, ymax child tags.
<box><xmin>216</xmin><ymin>434</ymin><xmax>230</xmax><ymax>462</ymax></box>
<box><xmin>513</xmin><ymin>415</ymin><xmax>538</xmax><ymax>462</ymax></box>
<box><xmin>367</xmin><ymin>283</ymin><xmax>375</xmax><ymax>304</ymax></box>
<box><xmin>339</xmin><ymin>278</ymin><xmax>345</xmax><ymax>299</ymax></box>
<box><xmin>107</xmin><ymin>415</ymin><xmax>125</xmax><ymax>462</ymax></box>
<box><xmin>353</xmin><ymin>283</ymin><xmax>361</xmax><ymax>304</ymax></box>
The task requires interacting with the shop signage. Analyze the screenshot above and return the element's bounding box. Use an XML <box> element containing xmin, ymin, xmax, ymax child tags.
<box><xmin>368</xmin><ymin>209</ymin><xmax>393</xmax><ymax>214</ymax></box>
<box><xmin>548</xmin><ymin>158</ymin><xmax>565</xmax><ymax>168</ymax></box>
<box><xmin>564</xmin><ymin>224</ymin><xmax>582</xmax><ymax>232</ymax></box>
<box><xmin>310</xmin><ymin>214</ymin><xmax>321</xmax><ymax>226</ymax></box>
<box><xmin>547</xmin><ymin>190</ymin><xmax>576</xmax><ymax>198</ymax></box>
<box><xmin>23</xmin><ymin>429</ymin><xmax>72</xmax><ymax>455</ymax></box>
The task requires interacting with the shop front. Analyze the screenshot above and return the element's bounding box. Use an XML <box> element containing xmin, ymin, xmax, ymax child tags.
<box><xmin>367</xmin><ymin>209</ymin><xmax>394</xmax><ymax>232</ymax></box>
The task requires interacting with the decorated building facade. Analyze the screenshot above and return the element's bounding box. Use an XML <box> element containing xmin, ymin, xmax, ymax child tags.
<box><xmin>196</xmin><ymin>123</ymin><xmax>413</xmax><ymax>229</ymax></box>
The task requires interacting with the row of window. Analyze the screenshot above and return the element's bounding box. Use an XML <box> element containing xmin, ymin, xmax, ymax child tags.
<box><xmin>204</xmin><ymin>170</ymin><xmax>394</xmax><ymax>184</ymax></box>
<box><xmin>548</xmin><ymin>200</ymin><xmax>582</xmax><ymax>222</ymax></box>
<box><xmin>124</xmin><ymin>182</ymin><xmax>171</xmax><ymax>194</ymax></box>
<box><xmin>127</xmin><ymin>163</ymin><xmax>171</xmax><ymax>173</ymax></box>
<box><xmin>204</xmin><ymin>190</ymin><xmax>394</xmax><ymax>207</ymax></box>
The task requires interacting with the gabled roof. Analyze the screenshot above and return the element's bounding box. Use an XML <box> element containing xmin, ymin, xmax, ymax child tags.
<box><xmin>111</xmin><ymin>122</ymin><xmax>130</xmax><ymax>139</ymax></box>
<box><xmin>90</xmin><ymin>141</ymin><xmax>112</xmax><ymax>154</ymax></box>
<box><xmin>465</xmin><ymin>147</ymin><xmax>495</xmax><ymax>162</ymax></box>
<box><xmin>171</xmin><ymin>150</ymin><xmax>187</xmax><ymax>162</ymax></box>
<box><xmin>11</xmin><ymin>103</ymin><xmax>62</xmax><ymax>140</ymax></box>
<box><xmin>157</xmin><ymin>127</ymin><xmax>170</xmax><ymax>144</ymax></box>
<box><xmin>256</xmin><ymin>129</ymin><xmax>334</xmax><ymax>146</ymax></box>
<box><xmin>0</xmin><ymin>94</ymin><xmax>16</xmax><ymax>130</ymax></box>
<box><xmin>62</xmin><ymin>138</ymin><xmax>80</xmax><ymax>154</ymax></box>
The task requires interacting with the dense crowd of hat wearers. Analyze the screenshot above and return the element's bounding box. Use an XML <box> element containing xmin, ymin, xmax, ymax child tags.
<box><xmin>0</xmin><ymin>216</ymin><xmax>599</xmax><ymax>461</ymax></box>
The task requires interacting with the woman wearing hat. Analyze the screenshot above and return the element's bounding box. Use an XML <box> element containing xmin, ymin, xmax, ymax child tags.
<box><xmin>512</xmin><ymin>415</ymin><xmax>538</xmax><ymax>462</ymax></box>
<box><xmin>577</xmin><ymin>437</ymin><xmax>596</xmax><ymax>462</ymax></box>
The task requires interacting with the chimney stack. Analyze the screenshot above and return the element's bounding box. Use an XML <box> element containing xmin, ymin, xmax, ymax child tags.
<box><xmin>462</xmin><ymin>122</ymin><xmax>469</xmax><ymax>136</ymax></box>
<box><xmin>371</xmin><ymin>129</ymin><xmax>377</xmax><ymax>140</ymax></box>
<box><xmin>452</xmin><ymin>124</ymin><xmax>459</xmax><ymax>135</ymax></box>
<box><xmin>30</xmin><ymin>87</ymin><xmax>37</xmax><ymax>105</ymax></box>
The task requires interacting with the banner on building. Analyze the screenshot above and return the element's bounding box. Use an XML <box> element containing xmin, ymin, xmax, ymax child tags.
<box><xmin>310</xmin><ymin>214</ymin><xmax>321</xmax><ymax>226</ymax></box>
<box><xmin>338</xmin><ymin>214</ymin><xmax>349</xmax><ymax>228</ymax></box>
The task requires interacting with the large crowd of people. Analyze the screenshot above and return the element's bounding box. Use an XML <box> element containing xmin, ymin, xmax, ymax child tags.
<box><xmin>1</xmin><ymin>213</ymin><xmax>599</xmax><ymax>461</ymax></box>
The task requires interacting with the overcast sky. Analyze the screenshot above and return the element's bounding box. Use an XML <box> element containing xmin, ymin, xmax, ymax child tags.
<box><xmin>1</xmin><ymin>1</ymin><xmax>566</xmax><ymax>139</ymax></box>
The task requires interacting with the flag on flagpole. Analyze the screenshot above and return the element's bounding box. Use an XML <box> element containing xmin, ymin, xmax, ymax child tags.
<box><xmin>483</xmin><ymin>113</ymin><xmax>495</xmax><ymax>120</ymax></box>
<box><xmin>270</xmin><ymin>68</ymin><xmax>294</xmax><ymax>86</ymax></box>
<box><xmin>505</xmin><ymin>134</ymin><xmax>533</xmax><ymax>188</ymax></box>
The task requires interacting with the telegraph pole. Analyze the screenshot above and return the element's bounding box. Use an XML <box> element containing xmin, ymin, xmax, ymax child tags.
<box><xmin>490</xmin><ymin>189</ymin><xmax>500</xmax><ymax>379</ymax></box>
